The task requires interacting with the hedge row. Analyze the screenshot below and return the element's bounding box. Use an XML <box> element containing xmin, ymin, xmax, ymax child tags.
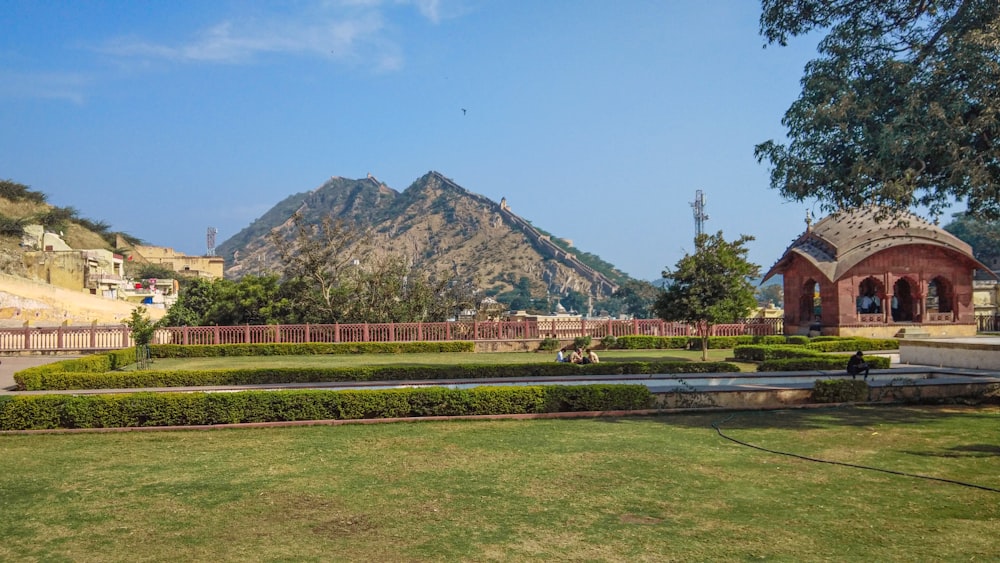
<box><xmin>734</xmin><ymin>338</ymin><xmax>898</xmax><ymax>362</ymax></box>
<box><xmin>733</xmin><ymin>345</ymin><xmax>821</xmax><ymax>362</ymax></box>
<box><xmin>757</xmin><ymin>355</ymin><xmax>891</xmax><ymax>372</ymax></box>
<box><xmin>0</xmin><ymin>385</ymin><xmax>654</xmax><ymax>430</ymax></box>
<box><xmin>150</xmin><ymin>341</ymin><xmax>476</xmax><ymax>358</ymax></box>
<box><xmin>614</xmin><ymin>335</ymin><xmax>788</xmax><ymax>350</ymax></box>
<box><xmin>805</xmin><ymin>338</ymin><xmax>899</xmax><ymax>352</ymax></box>
<box><xmin>13</xmin><ymin>342</ymin><xmax>477</xmax><ymax>382</ymax></box>
<box><xmin>16</xmin><ymin>361</ymin><xmax>743</xmax><ymax>391</ymax></box>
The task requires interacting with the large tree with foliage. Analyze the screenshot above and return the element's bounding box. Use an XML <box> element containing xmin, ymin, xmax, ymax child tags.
<box><xmin>756</xmin><ymin>0</ymin><xmax>1000</xmax><ymax>220</ymax></box>
<box><xmin>654</xmin><ymin>232</ymin><xmax>760</xmax><ymax>360</ymax></box>
<box><xmin>270</xmin><ymin>213</ymin><xmax>372</xmax><ymax>323</ymax></box>
<box><xmin>944</xmin><ymin>212</ymin><xmax>1000</xmax><ymax>268</ymax></box>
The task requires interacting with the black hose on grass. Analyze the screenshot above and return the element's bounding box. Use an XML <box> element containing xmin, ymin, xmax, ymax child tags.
<box><xmin>711</xmin><ymin>413</ymin><xmax>1000</xmax><ymax>494</ymax></box>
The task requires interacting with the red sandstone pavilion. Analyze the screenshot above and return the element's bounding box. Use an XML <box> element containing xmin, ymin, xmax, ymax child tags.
<box><xmin>762</xmin><ymin>207</ymin><xmax>997</xmax><ymax>338</ymax></box>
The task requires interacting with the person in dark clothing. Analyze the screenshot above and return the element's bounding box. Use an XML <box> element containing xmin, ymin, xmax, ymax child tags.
<box><xmin>847</xmin><ymin>351</ymin><xmax>870</xmax><ymax>380</ymax></box>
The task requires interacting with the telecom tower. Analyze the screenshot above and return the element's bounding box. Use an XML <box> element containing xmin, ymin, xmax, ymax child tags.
<box><xmin>206</xmin><ymin>227</ymin><xmax>218</xmax><ymax>257</ymax></box>
<box><xmin>690</xmin><ymin>190</ymin><xmax>708</xmax><ymax>238</ymax></box>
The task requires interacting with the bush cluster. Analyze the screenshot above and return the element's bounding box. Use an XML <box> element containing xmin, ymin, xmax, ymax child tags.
<box><xmin>805</xmin><ymin>338</ymin><xmax>898</xmax><ymax>352</ymax></box>
<box><xmin>757</xmin><ymin>355</ymin><xmax>891</xmax><ymax>372</ymax></box>
<box><xmin>813</xmin><ymin>379</ymin><xmax>870</xmax><ymax>403</ymax></box>
<box><xmin>0</xmin><ymin>385</ymin><xmax>655</xmax><ymax>430</ymax></box>
<box><xmin>614</xmin><ymin>335</ymin><xmax>788</xmax><ymax>350</ymax></box>
<box><xmin>733</xmin><ymin>345</ymin><xmax>821</xmax><ymax>362</ymax></box>
<box><xmin>537</xmin><ymin>338</ymin><xmax>561</xmax><ymax>351</ymax></box>
<box><xmin>150</xmin><ymin>341</ymin><xmax>475</xmax><ymax>358</ymax></box>
<box><xmin>16</xmin><ymin>361</ymin><xmax>743</xmax><ymax>391</ymax></box>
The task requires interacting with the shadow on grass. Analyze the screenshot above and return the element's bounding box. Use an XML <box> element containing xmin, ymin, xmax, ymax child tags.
<box><xmin>902</xmin><ymin>444</ymin><xmax>1000</xmax><ymax>458</ymax></box>
<box><xmin>593</xmin><ymin>404</ymin><xmax>1000</xmax><ymax>432</ymax></box>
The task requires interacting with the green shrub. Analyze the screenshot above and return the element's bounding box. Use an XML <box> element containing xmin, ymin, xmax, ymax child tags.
<box><xmin>600</xmin><ymin>335</ymin><xmax>618</xmax><ymax>349</ymax></box>
<box><xmin>733</xmin><ymin>345</ymin><xmax>817</xmax><ymax>362</ymax></box>
<box><xmin>573</xmin><ymin>336</ymin><xmax>592</xmax><ymax>350</ymax></box>
<box><xmin>17</xmin><ymin>361</ymin><xmax>744</xmax><ymax>391</ymax></box>
<box><xmin>757</xmin><ymin>355</ymin><xmax>891</xmax><ymax>372</ymax></box>
<box><xmin>806</xmin><ymin>338</ymin><xmax>898</xmax><ymax>352</ymax></box>
<box><xmin>149</xmin><ymin>341</ymin><xmax>475</xmax><ymax>358</ymax></box>
<box><xmin>616</xmin><ymin>336</ymin><xmax>689</xmax><ymax>349</ymax></box>
<box><xmin>537</xmin><ymin>337</ymin><xmax>561</xmax><ymax>351</ymax></box>
<box><xmin>809</xmin><ymin>336</ymin><xmax>842</xmax><ymax>342</ymax></box>
<box><xmin>813</xmin><ymin>379</ymin><xmax>869</xmax><ymax>403</ymax></box>
<box><xmin>0</xmin><ymin>385</ymin><xmax>654</xmax><ymax>430</ymax></box>
<box><xmin>786</xmin><ymin>335</ymin><xmax>810</xmax><ymax>345</ymax></box>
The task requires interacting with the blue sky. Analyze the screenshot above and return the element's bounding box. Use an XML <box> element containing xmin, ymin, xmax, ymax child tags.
<box><xmin>2</xmin><ymin>1</ymin><xmax>827</xmax><ymax>281</ymax></box>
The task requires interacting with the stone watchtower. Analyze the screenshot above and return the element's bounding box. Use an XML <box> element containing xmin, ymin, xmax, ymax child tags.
<box><xmin>762</xmin><ymin>207</ymin><xmax>996</xmax><ymax>338</ymax></box>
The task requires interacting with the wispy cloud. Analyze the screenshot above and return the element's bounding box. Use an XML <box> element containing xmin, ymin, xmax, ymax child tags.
<box><xmin>97</xmin><ymin>1</ymin><xmax>456</xmax><ymax>70</ymax></box>
<box><xmin>0</xmin><ymin>71</ymin><xmax>90</xmax><ymax>104</ymax></box>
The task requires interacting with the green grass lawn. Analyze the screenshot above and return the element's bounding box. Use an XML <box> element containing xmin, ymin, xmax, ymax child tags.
<box><xmin>2</xmin><ymin>405</ymin><xmax>998</xmax><ymax>561</ymax></box>
<box><xmin>138</xmin><ymin>348</ymin><xmax>758</xmax><ymax>372</ymax></box>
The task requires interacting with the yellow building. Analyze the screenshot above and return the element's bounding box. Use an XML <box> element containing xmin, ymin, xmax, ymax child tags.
<box><xmin>119</xmin><ymin>236</ymin><xmax>224</xmax><ymax>279</ymax></box>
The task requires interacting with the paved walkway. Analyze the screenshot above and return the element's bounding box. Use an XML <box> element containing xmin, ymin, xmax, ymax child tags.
<box><xmin>0</xmin><ymin>355</ymin><xmax>81</xmax><ymax>391</ymax></box>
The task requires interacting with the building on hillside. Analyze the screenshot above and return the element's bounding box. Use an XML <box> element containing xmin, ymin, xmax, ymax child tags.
<box><xmin>762</xmin><ymin>208</ymin><xmax>996</xmax><ymax>338</ymax></box>
<box><xmin>119</xmin><ymin>236</ymin><xmax>224</xmax><ymax>279</ymax></box>
<box><xmin>21</xmin><ymin>227</ymin><xmax>127</xmax><ymax>298</ymax></box>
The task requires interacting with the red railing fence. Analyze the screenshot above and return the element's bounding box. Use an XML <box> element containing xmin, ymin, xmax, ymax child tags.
<box><xmin>0</xmin><ymin>318</ymin><xmax>785</xmax><ymax>353</ymax></box>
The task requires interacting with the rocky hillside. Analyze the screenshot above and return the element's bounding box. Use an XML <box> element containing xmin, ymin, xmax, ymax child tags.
<box><xmin>0</xmin><ymin>181</ymin><xmax>130</xmax><ymax>277</ymax></box>
<box><xmin>218</xmin><ymin>172</ymin><xmax>628</xmax><ymax>301</ymax></box>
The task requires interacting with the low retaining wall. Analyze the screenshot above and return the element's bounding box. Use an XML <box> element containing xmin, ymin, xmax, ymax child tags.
<box><xmin>899</xmin><ymin>338</ymin><xmax>1000</xmax><ymax>370</ymax></box>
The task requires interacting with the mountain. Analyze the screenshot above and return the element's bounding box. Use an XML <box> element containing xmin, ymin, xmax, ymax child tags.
<box><xmin>217</xmin><ymin>172</ymin><xmax>628</xmax><ymax>301</ymax></box>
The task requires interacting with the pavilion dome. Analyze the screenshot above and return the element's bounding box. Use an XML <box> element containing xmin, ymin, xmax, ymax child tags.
<box><xmin>762</xmin><ymin>207</ymin><xmax>990</xmax><ymax>283</ymax></box>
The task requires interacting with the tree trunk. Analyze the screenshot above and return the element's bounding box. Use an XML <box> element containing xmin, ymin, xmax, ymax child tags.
<box><xmin>700</xmin><ymin>321</ymin><xmax>709</xmax><ymax>361</ymax></box>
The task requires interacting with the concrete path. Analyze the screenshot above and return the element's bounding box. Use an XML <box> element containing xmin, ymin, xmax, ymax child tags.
<box><xmin>0</xmin><ymin>355</ymin><xmax>81</xmax><ymax>391</ymax></box>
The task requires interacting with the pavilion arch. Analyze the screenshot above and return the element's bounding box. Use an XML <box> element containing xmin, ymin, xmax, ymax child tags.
<box><xmin>799</xmin><ymin>278</ymin><xmax>820</xmax><ymax>324</ymax></box>
<box><xmin>857</xmin><ymin>276</ymin><xmax>884</xmax><ymax>314</ymax></box>
<box><xmin>927</xmin><ymin>276</ymin><xmax>953</xmax><ymax>315</ymax></box>
<box><xmin>892</xmin><ymin>277</ymin><xmax>918</xmax><ymax>322</ymax></box>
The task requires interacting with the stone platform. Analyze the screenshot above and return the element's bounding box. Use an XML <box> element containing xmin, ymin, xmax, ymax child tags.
<box><xmin>899</xmin><ymin>337</ymin><xmax>1000</xmax><ymax>370</ymax></box>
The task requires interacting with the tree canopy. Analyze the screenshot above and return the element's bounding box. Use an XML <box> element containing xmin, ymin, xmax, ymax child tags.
<box><xmin>944</xmin><ymin>212</ymin><xmax>1000</xmax><ymax>268</ymax></box>
<box><xmin>756</xmin><ymin>0</ymin><xmax>1000</xmax><ymax>220</ymax></box>
<box><xmin>654</xmin><ymin>232</ymin><xmax>760</xmax><ymax>360</ymax></box>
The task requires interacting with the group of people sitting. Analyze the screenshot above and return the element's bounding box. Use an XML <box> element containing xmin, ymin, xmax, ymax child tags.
<box><xmin>857</xmin><ymin>294</ymin><xmax>882</xmax><ymax>314</ymax></box>
<box><xmin>556</xmin><ymin>347</ymin><xmax>599</xmax><ymax>364</ymax></box>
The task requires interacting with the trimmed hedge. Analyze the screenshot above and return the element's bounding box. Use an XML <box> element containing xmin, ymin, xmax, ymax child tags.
<box><xmin>13</xmin><ymin>342</ymin><xmax>476</xmax><ymax>384</ymax></box>
<box><xmin>15</xmin><ymin>361</ymin><xmax>743</xmax><ymax>391</ymax></box>
<box><xmin>150</xmin><ymin>341</ymin><xmax>476</xmax><ymax>358</ymax></box>
<box><xmin>615</xmin><ymin>335</ymin><xmax>788</xmax><ymax>350</ymax></box>
<box><xmin>757</xmin><ymin>355</ymin><xmax>891</xmax><ymax>372</ymax></box>
<box><xmin>0</xmin><ymin>385</ymin><xmax>655</xmax><ymax>430</ymax></box>
<box><xmin>733</xmin><ymin>345</ymin><xmax>818</xmax><ymax>362</ymax></box>
<box><xmin>616</xmin><ymin>336</ymin><xmax>690</xmax><ymax>349</ymax></box>
<box><xmin>813</xmin><ymin>379</ymin><xmax>869</xmax><ymax>403</ymax></box>
<box><xmin>805</xmin><ymin>338</ymin><xmax>899</xmax><ymax>352</ymax></box>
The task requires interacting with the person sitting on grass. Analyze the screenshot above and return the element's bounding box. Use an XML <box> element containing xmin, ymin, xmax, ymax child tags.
<box><xmin>556</xmin><ymin>349</ymin><xmax>565</xmax><ymax>362</ymax></box>
<box><xmin>847</xmin><ymin>351</ymin><xmax>870</xmax><ymax>380</ymax></box>
<box><xmin>569</xmin><ymin>347</ymin><xmax>584</xmax><ymax>364</ymax></box>
<box><xmin>586</xmin><ymin>349</ymin><xmax>600</xmax><ymax>364</ymax></box>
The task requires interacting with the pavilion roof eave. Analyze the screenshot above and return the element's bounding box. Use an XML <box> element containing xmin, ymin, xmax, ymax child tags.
<box><xmin>761</xmin><ymin>250</ymin><xmax>835</xmax><ymax>285</ymax></box>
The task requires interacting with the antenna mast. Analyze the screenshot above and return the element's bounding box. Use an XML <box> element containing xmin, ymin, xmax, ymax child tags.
<box><xmin>206</xmin><ymin>227</ymin><xmax>218</xmax><ymax>256</ymax></box>
<box><xmin>690</xmin><ymin>190</ymin><xmax>708</xmax><ymax>238</ymax></box>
